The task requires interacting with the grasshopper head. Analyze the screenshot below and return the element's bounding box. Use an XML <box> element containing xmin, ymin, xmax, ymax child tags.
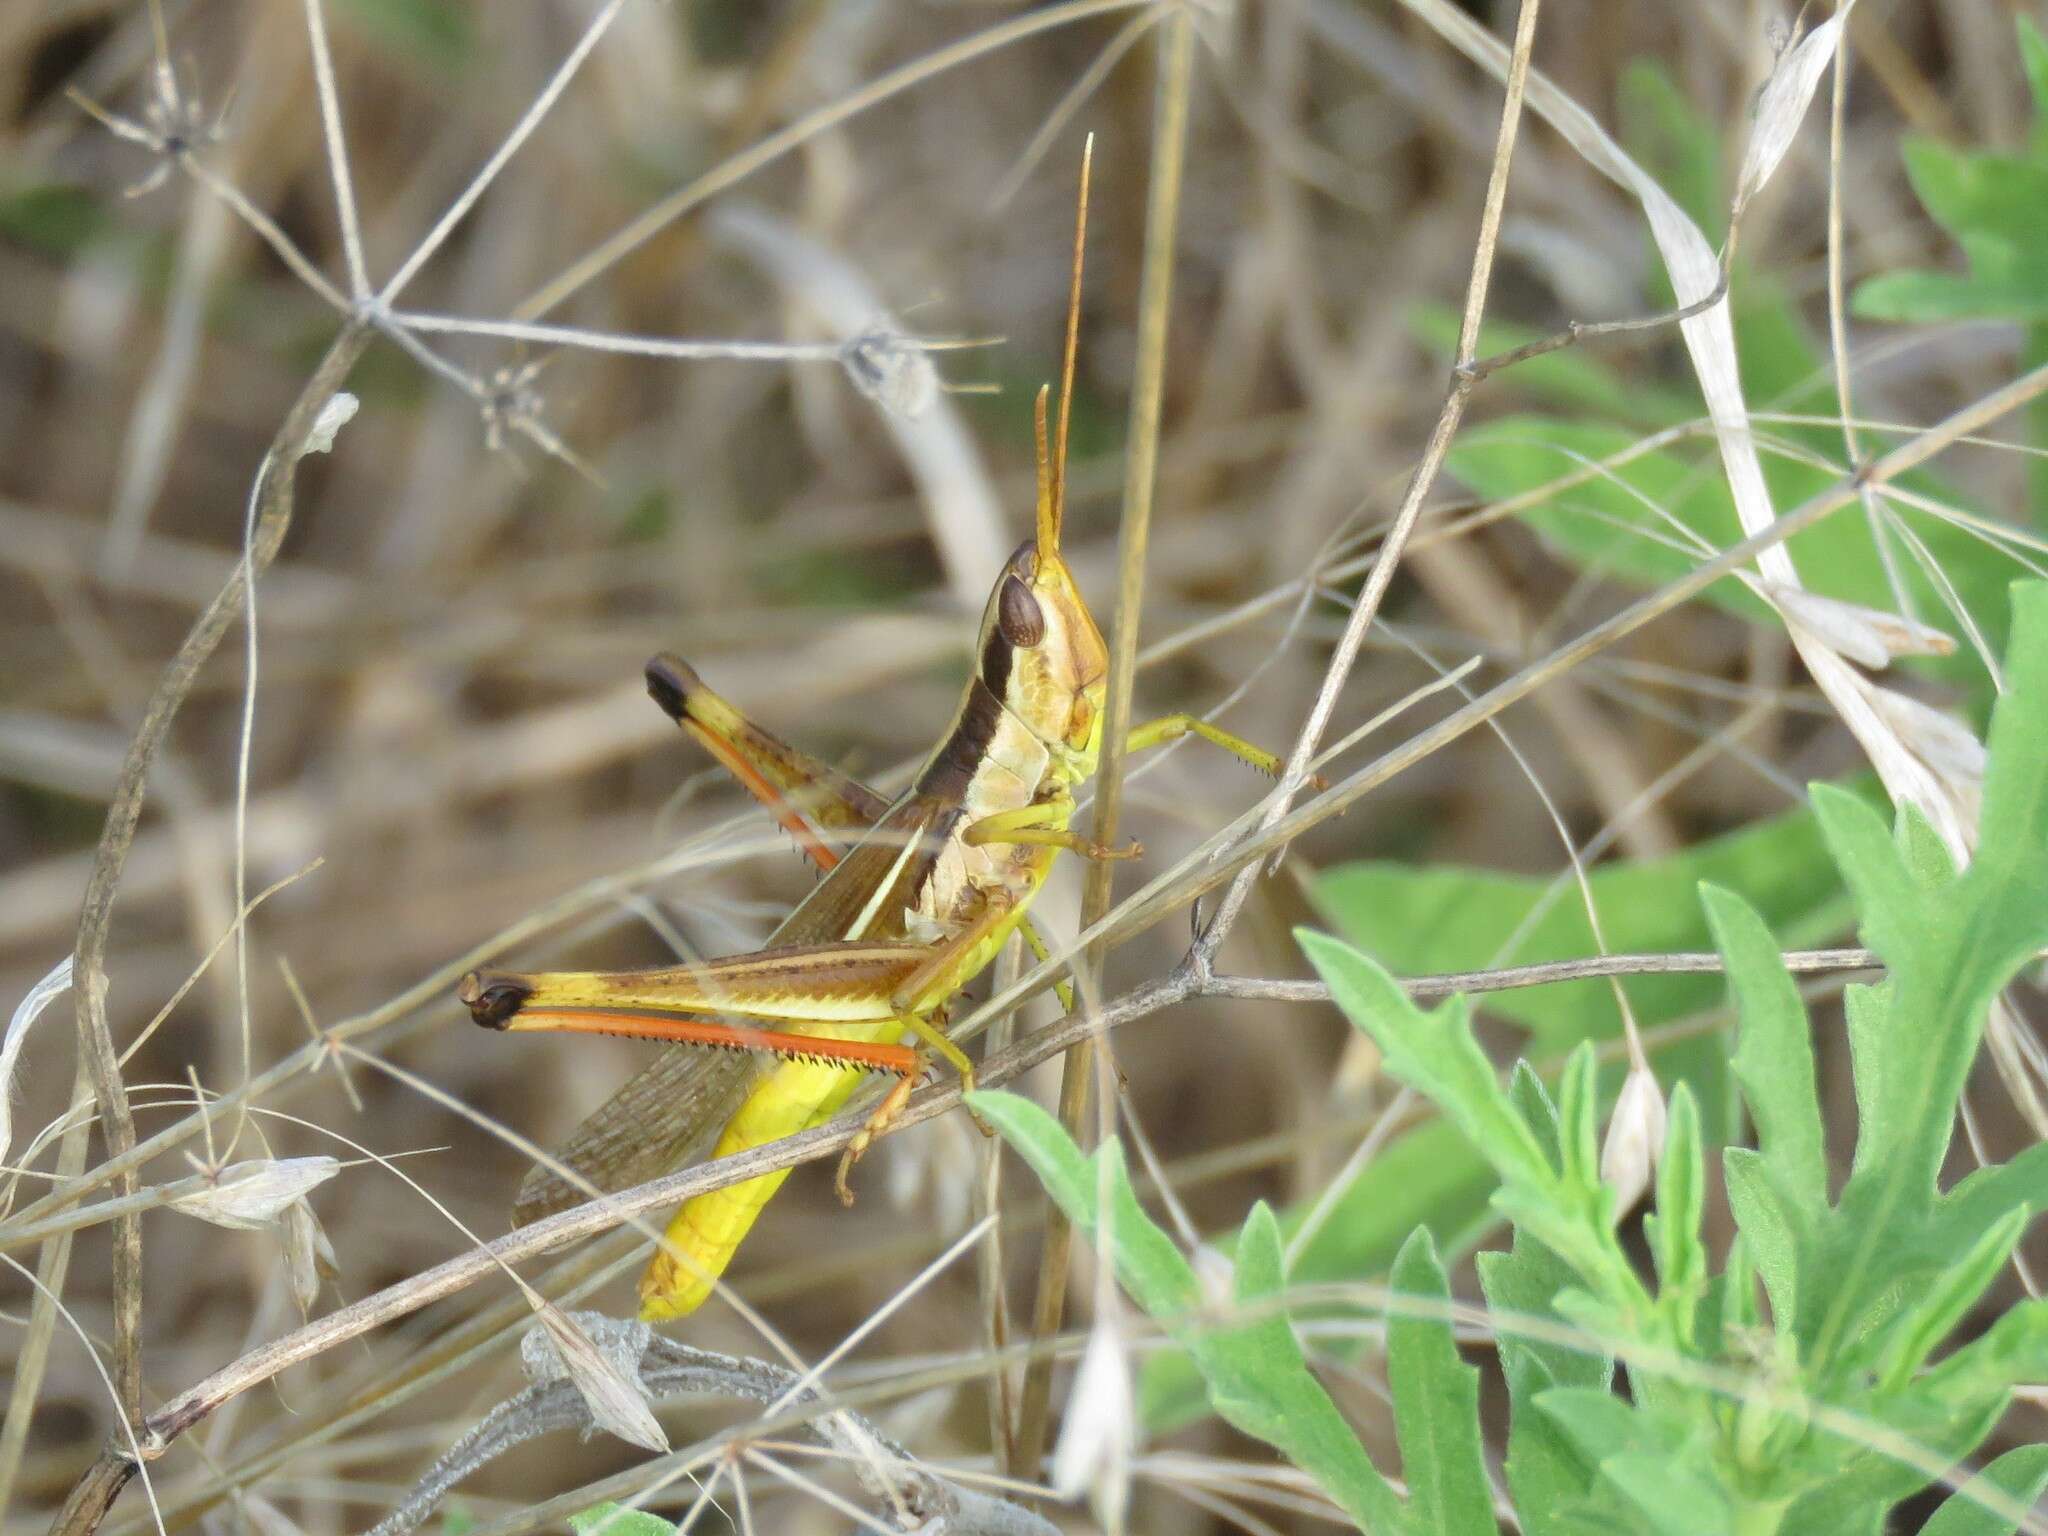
<box><xmin>974</xmin><ymin>383</ymin><xmax>1108</xmax><ymax>765</ymax></box>
<box><xmin>977</xmin><ymin>534</ymin><xmax>1107</xmax><ymax>763</ymax></box>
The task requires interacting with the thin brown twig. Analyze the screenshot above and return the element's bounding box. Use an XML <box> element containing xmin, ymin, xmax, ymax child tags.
<box><xmin>1016</xmin><ymin>12</ymin><xmax>1195</xmax><ymax>1477</ymax></box>
<box><xmin>1194</xmin><ymin>0</ymin><xmax>1544</xmax><ymax>963</ymax></box>
<box><xmin>1453</xmin><ymin>266</ymin><xmax>1731</xmax><ymax>386</ymax></box>
<box><xmin>509</xmin><ymin>0</ymin><xmax>1151</xmax><ymax>324</ymax></box>
<box><xmin>33</xmin><ymin>321</ymin><xmax>369</xmax><ymax>1533</ymax></box>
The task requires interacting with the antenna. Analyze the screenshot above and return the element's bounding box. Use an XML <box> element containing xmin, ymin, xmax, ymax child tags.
<box><xmin>1033</xmin><ymin>384</ymin><xmax>1055</xmax><ymax>553</ymax></box>
<box><xmin>1049</xmin><ymin>133</ymin><xmax>1092</xmax><ymax>547</ymax></box>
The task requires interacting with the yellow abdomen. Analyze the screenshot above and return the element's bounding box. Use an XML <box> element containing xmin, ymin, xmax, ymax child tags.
<box><xmin>638</xmin><ymin>1051</ymin><xmax>878</xmax><ymax>1319</ymax></box>
<box><xmin>636</xmin><ymin>899</ymin><xmax>1036</xmax><ymax>1321</ymax></box>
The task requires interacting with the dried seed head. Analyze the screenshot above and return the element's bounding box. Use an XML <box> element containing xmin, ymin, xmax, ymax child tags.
<box><xmin>841</xmin><ymin>328</ymin><xmax>937</xmax><ymax>421</ymax></box>
<box><xmin>303</xmin><ymin>391</ymin><xmax>358</xmax><ymax>456</ymax></box>
<box><xmin>1192</xmin><ymin>1243</ymin><xmax>1235</xmax><ymax>1311</ymax></box>
<box><xmin>1051</xmin><ymin>1316</ymin><xmax>1136</xmax><ymax>1532</ymax></box>
<box><xmin>1764</xmin><ymin>582</ymin><xmax>1955</xmax><ymax>670</ymax></box>
<box><xmin>1600</xmin><ymin>1064</ymin><xmax>1668</xmax><ymax>1214</ymax></box>
<box><xmin>1865</xmin><ymin>686</ymin><xmax>1988</xmax><ymax>787</ymax></box>
<box><xmin>526</xmin><ymin>1305</ymin><xmax>667</xmax><ymax>1453</ymax></box>
<box><xmin>166</xmin><ymin>1156</ymin><xmax>339</xmax><ymax>1231</ymax></box>
<box><xmin>282</xmin><ymin>1197</ymin><xmax>340</xmax><ymax>1315</ymax></box>
<box><xmin>1734</xmin><ymin>9</ymin><xmax>1850</xmax><ymax>216</ymax></box>
<box><xmin>3</xmin><ymin>956</ymin><xmax>73</xmax><ymax>1163</ymax></box>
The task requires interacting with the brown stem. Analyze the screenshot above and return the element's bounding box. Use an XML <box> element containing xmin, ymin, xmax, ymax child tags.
<box><xmin>1014</xmin><ymin>9</ymin><xmax>1196</xmax><ymax>1479</ymax></box>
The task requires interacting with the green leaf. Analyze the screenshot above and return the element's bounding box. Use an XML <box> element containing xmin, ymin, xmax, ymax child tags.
<box><xmin>1874</xmin><ymin>1207</ymin><xmax>2031</xmax><ymax>1389</ymax></box>
<box><xmin>1722</xmin><ymin>1147</ymin><xmax>1801</xmax><ymax>1328</ymax></box>
<box><xmin>1316</xmin><ymin>805</ymin><xmax>1853</xmax><ymax>1050</ymax></box>
<box><xmin>1705</xmin><ymin>883</ymin><xmax>1827</xmax><ymax>1213</ymax></box>
<box><xmin>0</xmin><ymin>182</ymin><xmax>112</xmax><ymax>258</ymax></box>
<box><xmin>1957</xmin><ymin>583</ymin><xmax>2048</xmax><ymax>972</ymax></box>
<box><xmin>1534</xmin><ymin>1388</ymin><xmax>1740</xmax><ymax>1534</ymax></box>
<box><xmin>1386</xmin><ymin>1229</ymin><xmax>1499</xmax><ymax>1536</ymax></box>
<box><xmin>967</xmin><ymin>1091</ymin><xmax>1198</xmax><ymax>1320</ymax></box>
<box><xmin>337</xmin><ymin>0</ymin><xmax>474</xmax><ymax>73</ymax></box>
<box><xmin>1478</xmin><ymin>1233</ymin><xmax>1609</xmax><ymax>1535</ymax></box>
<box><xmin>1620</xmin><ymin>58</ymin><xmax>1725</xmax><ymax>237</ymax></box>
<box><xmin>568</xmin><ymin>1504</ymin><xmax>678</xmax><ymax>1536</ymax></box>
<box><xmin>1919</xmin><ymin>1143</ymin><xmax>2048</xmax><ymax>1271</ymax></box>
<box><xmin>2022</xmin><ymin>16</ymin><xmax>2048</xmax><ymax>125</ymax></box>
<box><xmin>1533</xmin><ymin>1389</ymin><xmax>1643</xmax><ymax>1474</ymax></box>
<box><xmin>1648</xmin><ymin>1084</ymin><xmax>1706</xmax><ymax>1343</ymax></box>
<box><xmin>1299</xmin><ymin>932</ymin><xmax>1553</xmax><ymax>1191</ymax></box>
<box><xmin>1854</xmin><ymin>26</ymin><xmax>2048</xmax><ymax>329</ymax></box>
<box><xmin>1599</xmin><ymin>1454</ymin><xmax>1736</xmax><ymax>1536</ymax></box>
<box><xmin>1230</xmin><ymin>1202</ymin><xmax>1306</xmax><ymax>1366</ymax></box>
<box><xmin>1446</xmin><ymin>405</ymin><xmax>2021</xmax><ymax>698</ymax></box>
<box><xmin>1920</xmin><ymin>1445</ymin><xmax>2048</xmax><ymax>1536</ymax></box>
<box><xmin>1807</xmin><ymin>784</ymin><xmax>1917</xmax><ymax>1009</ymax></box>
<box><xmin>1853</xmin><ymin>269</ymin><xmax>2048</xmax><ymax>322</ymax></box>
<box><xmin>1553</xmin><ymin>1045</ymin><xmax>1600</xmax><ymax>1194</ymax></box>
<box><xmin>1510</xmin><ymin>1062</ymin><xmax>1565</xmax><ymax>1168</ymax></box>
<box><xmin>973</xmin><ymin>1092</ymin><xmax>1405</xmax><ymax>1532</ymax></box>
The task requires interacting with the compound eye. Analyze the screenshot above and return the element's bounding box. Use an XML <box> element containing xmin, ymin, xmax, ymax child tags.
<box><xmin>998</xmin><ymin>575</ymin><xmax>1046</xmax><ymax>647</ymax></box>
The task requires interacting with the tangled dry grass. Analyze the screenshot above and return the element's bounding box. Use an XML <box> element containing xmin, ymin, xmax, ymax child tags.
<box><xmin>2</xmin><ymin>1</ymin><xmax>2044</xmax><ymax>1532</ymax></box>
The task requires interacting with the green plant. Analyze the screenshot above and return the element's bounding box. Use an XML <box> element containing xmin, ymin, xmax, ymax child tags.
<box><xmin>977</xmin><ymin>578</ymin><xmax>2048</xmax><ymax>1535</ymax></box>
<box><xmin>1853</xmin><ymin>17</ymin><xmax>2048</xmax><ymax>519</ymax></box>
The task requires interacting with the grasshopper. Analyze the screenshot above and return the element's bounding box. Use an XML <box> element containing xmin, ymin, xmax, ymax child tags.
<box><xmin>459</xmin><ymin>150</ymin><xmax>1303</xmax><ymax>1321</ymax></box>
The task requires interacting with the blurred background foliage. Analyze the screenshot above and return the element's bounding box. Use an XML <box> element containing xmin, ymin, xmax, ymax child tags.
<box><xmin>2</xmin><ymin>0</ymin><xmax>2044</xmax><ymax>1530</ymax></box>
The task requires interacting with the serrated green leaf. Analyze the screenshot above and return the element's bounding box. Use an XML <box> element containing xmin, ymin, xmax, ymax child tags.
<box><xmin>1386</xmin><ymin>1230</ymin><xmax>1498</xmax><ymax>1536</ymax></box>
<box><xmin>1534</xmin><ymin>1388</ymin><xmax>1643</xmax><ymax>1471</ymax></box>
<box><xmin>1919</xmin><ymin>1143</ymin><xmax>2048</xmax><ymax>1272</ymax></box>
<box><xmin>1704</xmin><ymin>883</ymin><xmax>1828</xmax><ymax>1213</ymax></box>
<box><xmin>1230</xmin><ymin>1202</ymin><xmax>1307</xmax><ymax>1366</ymax></box>
<box><xmin>1958</xmin><ymin>583</ymin><xmax>2048</xmax><ymax>972</ymax></box>
<box><xmin>1808</xmin><ymin>586</ymin><xmax>2048</xmax><ymax>1365</ymax></box>
<box><xmin>1920</xmin><ymin>1444</ymin><xmax>2048</xmax><ymax>1536</ymax></box>
<box><xmin>1298</xmin><ymin>931</ymin><xmax>1553</xmax><ymax>1190</ymax></box>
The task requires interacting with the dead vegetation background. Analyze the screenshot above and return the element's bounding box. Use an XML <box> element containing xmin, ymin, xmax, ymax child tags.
<box><xmin>0</xmin><ymin>1</ymin><xmax>2041</xmax><ymax>1533</ymax></box>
